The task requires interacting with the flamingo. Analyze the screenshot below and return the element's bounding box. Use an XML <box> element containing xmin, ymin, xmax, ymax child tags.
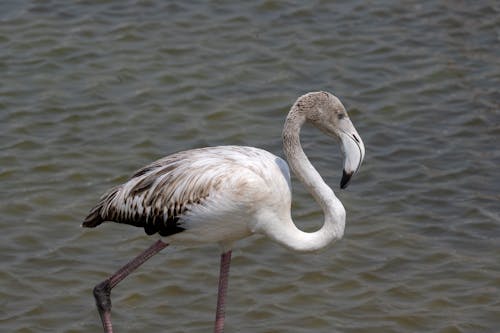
<box><xmin>83</xmin><ymin>91</ymin><xmax>365</xmax><ymax>333</ymax></box>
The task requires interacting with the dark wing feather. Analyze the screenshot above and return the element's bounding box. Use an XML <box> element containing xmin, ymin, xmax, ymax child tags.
<box><xmin>82</xmin><ymin>148</ymin><xmax>229</xmax><ymax>236</ymax></box>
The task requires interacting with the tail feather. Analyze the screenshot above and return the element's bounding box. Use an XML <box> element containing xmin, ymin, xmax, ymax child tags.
<box><xmin>82</xmin><ymin>204</ymin><xmax>104</xmax><ymax>228</ymax></box>
<box><xmin>82</xmin><ymin>181</ymin><xmax>187</xmax><ymax>237</ymax></box>
<box><xmin>82</xmin><ymin>186</ymin><xmax>120</xmax><ymax>228</ymax></box>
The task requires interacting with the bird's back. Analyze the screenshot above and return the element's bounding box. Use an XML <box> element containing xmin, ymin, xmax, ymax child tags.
<box><xmin>83</xmin><ymin>146</ymin><xmax>292</xmax><ymax>241</ymax></box>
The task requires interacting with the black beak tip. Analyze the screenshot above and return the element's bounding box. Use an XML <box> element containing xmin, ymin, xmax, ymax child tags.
<box><xmin>340</xmin><ymin>170</ymin><xmax>352</xmax><ymax>189</ymax></box>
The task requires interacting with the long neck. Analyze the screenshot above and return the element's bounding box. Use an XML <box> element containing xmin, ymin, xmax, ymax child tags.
<box><xmin>276</xmin><ymin>108</ymin><xmax>346</xmax><ymax>252</ymax></box>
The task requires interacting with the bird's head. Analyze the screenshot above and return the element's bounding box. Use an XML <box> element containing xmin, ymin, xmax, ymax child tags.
<box><xmin>292</xmin><ymin>91</ymin><xmax>365</xmax><ymax>189</ymax></box>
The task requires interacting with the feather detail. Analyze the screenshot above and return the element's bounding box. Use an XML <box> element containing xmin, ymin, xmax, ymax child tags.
<box><xmin>82</xmin><ymin>146</ymin><xmax>285</xmax><ymax>237</ymax></box>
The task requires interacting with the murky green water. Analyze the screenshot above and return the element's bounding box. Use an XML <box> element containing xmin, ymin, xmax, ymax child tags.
<box><xmin>1</xmin><ymin>1</ymin><xmax>499</xmax><ymax>332</ymax></box>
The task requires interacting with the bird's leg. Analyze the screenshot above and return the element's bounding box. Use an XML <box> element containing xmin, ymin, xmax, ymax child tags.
<box><xmin>92</xmin><ymin>240</ymin><xmax>169</xmax><ymax>333</ymax></box>
<box><xmin>214</xmin><ymin>250</ymin><xmax>232</xmax><ymax>333</ymax></box>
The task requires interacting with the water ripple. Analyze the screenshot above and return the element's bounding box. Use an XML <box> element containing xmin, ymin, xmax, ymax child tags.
<box><xmin>1</xmin><ymin>0</ymin><xmax>499</xmax><ymax>332</ymax></box>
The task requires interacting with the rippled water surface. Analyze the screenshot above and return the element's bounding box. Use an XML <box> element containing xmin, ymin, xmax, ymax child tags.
<box><xmin>1</xmin><ymin>1</ymin><xmax>499</xmax><ymax>332</ymax></box>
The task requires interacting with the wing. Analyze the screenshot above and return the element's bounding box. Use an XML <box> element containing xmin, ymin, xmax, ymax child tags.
<box><xmin>82</xmin><ymin>146</ymin><xmax>281</xmax><ymax>237</ymax></box>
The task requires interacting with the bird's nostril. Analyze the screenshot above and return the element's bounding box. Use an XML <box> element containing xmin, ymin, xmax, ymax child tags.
<box><xmin>352</xmin><ymin>134</ymin><xmax>360</xmax><ymax>143</ymax></box>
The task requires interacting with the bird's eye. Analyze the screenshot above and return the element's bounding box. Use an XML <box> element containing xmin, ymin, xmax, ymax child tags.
<box><xmin>337</xmin><ymin>113</ymin><xmax>345</xmax><ymax>120</ymax></box>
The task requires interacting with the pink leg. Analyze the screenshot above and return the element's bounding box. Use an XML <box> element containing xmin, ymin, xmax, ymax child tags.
<box><xmin>214</xmin><ymin>250</ymin><xmax>232</xmax><ymax>333</ymax></box>
<box><xmin>93</xmin><ymin>240</ymin><xmax>169</xmax><ymax>333</ymax></box>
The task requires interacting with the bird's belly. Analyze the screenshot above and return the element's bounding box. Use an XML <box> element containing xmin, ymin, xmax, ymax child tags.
<box><xmin>164</xmin><ymin>214</ymin><xmax>253</xmax><ymax>247</ymax></box>
<box><xmin>160</xmin><ymin>160</ymin><xmax>289</xmax><ymax>248</ymax></box>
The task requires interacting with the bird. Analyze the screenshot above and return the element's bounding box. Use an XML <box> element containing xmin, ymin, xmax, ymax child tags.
<box><xmin>82</xmin><ymin>91</ymin><xmax>365</xmax><ymax>333</ymax></box>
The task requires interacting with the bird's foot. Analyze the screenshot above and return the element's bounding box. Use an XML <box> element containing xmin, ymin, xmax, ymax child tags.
<box><xmin>94</xmin><ymin>279</ymin><xmax>112</xmax><ymax>312</ymax></box>
<box><xmin>93</xmin><ymin>279</ymin><xmax>114</xmax><ymax>333</ymax></box>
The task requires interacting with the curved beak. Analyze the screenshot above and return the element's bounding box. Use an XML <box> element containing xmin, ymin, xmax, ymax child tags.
<box><xmin>338</xmin><ymin>118</ymin><xmax>365</xmax><ymax>189</ymax></box>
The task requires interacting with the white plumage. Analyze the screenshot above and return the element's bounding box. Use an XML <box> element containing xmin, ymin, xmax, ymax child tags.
<box><xmin>83</xmin><ymin>91</ymin><xmax>365</xmax><ymax>333</ymax></box>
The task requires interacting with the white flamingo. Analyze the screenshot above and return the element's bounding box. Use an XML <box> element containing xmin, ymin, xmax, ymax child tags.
<box><xmin>83</xmin><ymin>91</ymin><xmax>365</xmax><ymax>333</ymax></box>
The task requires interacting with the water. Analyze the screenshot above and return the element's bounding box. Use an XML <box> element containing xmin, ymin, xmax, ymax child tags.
<box><xmin>1</xmin><ymin>1</ymin><xmax>499</xmax><ymax>332</ymax></box>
